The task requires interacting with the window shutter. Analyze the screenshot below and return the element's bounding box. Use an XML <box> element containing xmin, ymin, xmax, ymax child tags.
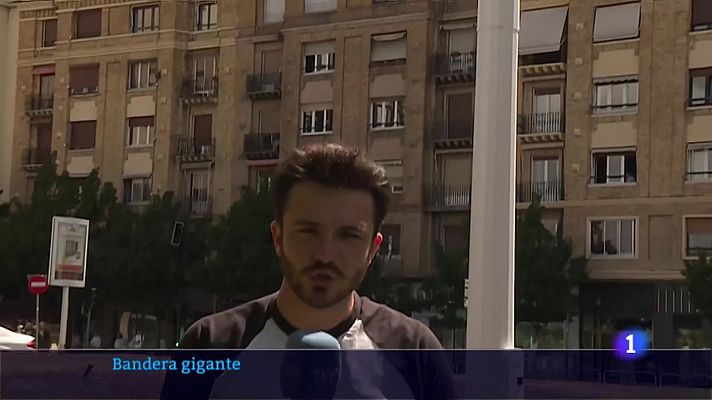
<box><xmin>76</xmin><ymin>9</ymin><xmax>102</xmax><ymax>38</ymax></box>
<box><xmin>43</xmin><ymin>19</ymin><xmax>57</xmax><ymax>45</ymax></box>
<box><xmin>692</xmin><ymin>0</ymin><xmax>712</xmax><ymax>28</ymax></box>
<box><xmin>129</xmin><ymin>116</ymin><xmax>154</xmax><ymax>128</ymax></box>
<box><xmin>193</xmin><ymin>114</ymin><xmax>212</xmax><ymax>146</ymax></box>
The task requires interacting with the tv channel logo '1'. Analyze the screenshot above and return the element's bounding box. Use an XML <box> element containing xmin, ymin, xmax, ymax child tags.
<box><xmin>613</xmin><ymin>330</ymin><xmax>650</xmax><ymax>360</ymax></box>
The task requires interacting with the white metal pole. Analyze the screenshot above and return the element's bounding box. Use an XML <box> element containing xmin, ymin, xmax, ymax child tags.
<box><xmin>467</xmin><ymin>0</ymin><xmax>519</xmax><ymax>350</ymax></box>
<box><xmin>59</xmin><ymin>286</ymin><xmax>69</xmax><ymax>349</ymax></box>
<box><xmin>35</xmin><ymin>294</ymin><xmax>40</xmax><ymax>348</ymax></box>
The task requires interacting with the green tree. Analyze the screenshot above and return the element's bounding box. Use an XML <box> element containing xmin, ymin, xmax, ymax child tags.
<box><xmin>683</xmin><ymin>253</ymin><xmax>712</xmax><ymax>323</ymax></box>
<box><xmin>515</xmin><ymin>200</ymin><xmax>587</xmax><ymax>346</ymax></box>
<box><xmin>203</xmin><ymin>185</ymin><xmax>281</xmax><ymax>303</ymax></box>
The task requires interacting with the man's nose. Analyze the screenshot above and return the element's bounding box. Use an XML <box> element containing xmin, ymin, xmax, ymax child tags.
<box><xmin>313</xmin><ymin>236</ymin><xmax>339</xmax><ymax>264</ymax></box>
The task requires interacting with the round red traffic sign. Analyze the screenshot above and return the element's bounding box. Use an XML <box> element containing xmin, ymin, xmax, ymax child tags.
<box><xmin>27</xmin><ymin>274</ymin><xmax>48</xmax><ymax>295</ymax></box>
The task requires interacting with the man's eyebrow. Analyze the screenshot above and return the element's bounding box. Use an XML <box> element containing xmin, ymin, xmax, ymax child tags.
<box><xmin>294</xmin><ymin>220</ymin><xmax>320</xmax><ymax>226</ymax></box>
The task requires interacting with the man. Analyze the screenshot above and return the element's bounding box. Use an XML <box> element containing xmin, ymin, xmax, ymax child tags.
<box><xmin>180</xmin><ymin>143</ymin><xmax>444</xmax><ymax>350</ymax></box>
<box><xmin>169</xmin><ymin>143</ymin><xmax>457</xmax><ymax>399</ymax></box>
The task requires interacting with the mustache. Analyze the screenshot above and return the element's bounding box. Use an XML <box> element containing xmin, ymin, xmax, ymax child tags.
<box><xmin>304</xmin><ymin>262</ymin><xmax>343</xmax><ymax>278</ymax></box>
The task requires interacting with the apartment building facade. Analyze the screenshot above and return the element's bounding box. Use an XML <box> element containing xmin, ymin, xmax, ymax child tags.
<box><xmin>7</xmin><ymin>0</ymin><xmax>712</xmax><ymax>348</ymax></box>
<box><xmin>0</xmin><ymin>0</ymin><xmax>21</xmax><ymax>203</ymax></box>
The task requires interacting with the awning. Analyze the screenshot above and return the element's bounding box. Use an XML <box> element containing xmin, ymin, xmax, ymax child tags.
<box><xmin>593</xmin><ymin>2</ymin><xmax>641</xmax><ymax>42</ymax></box>
<box><xmin>372</xmin><ymin>32</ymin><xmax>406</xmax><ymax>42</ymax></box>
<box><xmin>519</xmin><ymin>6</ymin><xmax>568</xmax><ymax>55</ymax></box>
<box><xmin>33</xmin><ymin>65</ymin><xmax>55</xmax><ymax>75</ymax></box>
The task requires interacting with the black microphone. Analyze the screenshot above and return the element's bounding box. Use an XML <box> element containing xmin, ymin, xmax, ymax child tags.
<box><xmin>280</xmin><ymin>330</ymin><xmax>342</xmax><ymax>400</ymax></box>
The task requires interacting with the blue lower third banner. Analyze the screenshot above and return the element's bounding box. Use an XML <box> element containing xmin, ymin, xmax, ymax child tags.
<box><xmin>1</xmin><ymin>350</ymin><xmax>711</xmax><ymax>399</ymax></box>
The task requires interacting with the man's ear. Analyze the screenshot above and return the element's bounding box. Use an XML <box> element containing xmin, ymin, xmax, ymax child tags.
<box><xmin>368</xmin><ymin>232</ymin><xmax>383</xmax><ymax>264</ymax></box>
<box><xmin>270</xmin><ymin>220</ymin><xmax>283</xmax><ymax>258</ymax></box>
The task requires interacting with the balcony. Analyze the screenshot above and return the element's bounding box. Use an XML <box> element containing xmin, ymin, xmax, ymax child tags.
<box><xmin>519</xmin><ymin>48</ymin><xmax>567</xmax><ymax>77</ymax></box>
<box><xmin>426</xmin><ymin>184</ymin><xmax>471</xmax><ymax>211</ymax></box>
<box><xmin>244</xmin><ymin>133</ymin><xmax>280</xmax><ymax>160</ymax></box>
<box><xmin>432</xmin><ymin>116</ymin><xmax>473</xmax><ymax>149</ymax></box>
<box><xmin>22</xmin><ymin>148</ymin><xmax>53</xmax><ymax>171</ymax></box>
<box><xmin>516</xmin><ymin>181</ymin><xmax>563</xmax><ymax>203</ymax></box>
<box><xmin>435</xmin><ymin>52</ymin><xmax>475</xmax><ymax>84</ymax></box>
<box><xmin>517</xmin><ymin>112</ymin><xmax>565</xmax><ymax>143</ymax></box>
<box><xmin>25</xmin><ymin>96</ymin><xmax>54</xmax><ymax>118</ymax></box>
<box><xmin>183</xmin><ymin>196</ymin><xmax>213</xmax><ymax>218</ymax></box>
<box><xmin>246</xmin><ymin>73</ymin><xmax>281</xmax><ymax>99</ymax></box>
<box><xmin>181</xmin><ymin>77</ymin><xmax>219</xmax><ymax>104</ymax></box>
<box><xmin>177</xmin><ymin>137</ymin><xmax>216</xmax><ymax>163</ymax></box>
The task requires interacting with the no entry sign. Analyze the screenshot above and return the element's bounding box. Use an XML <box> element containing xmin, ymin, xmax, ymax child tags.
<box><xmin>27</xmin><ymin>274</ymin><xmax>49</xmax><ymax>295</ymax></box>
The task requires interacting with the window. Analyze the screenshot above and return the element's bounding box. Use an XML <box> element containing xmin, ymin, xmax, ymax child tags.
<box><xmin>75</xmin><ymin>9</ymin><xmax>102</xmax><ymax>39</ymax></box>
<box><xmin>123</xmin><ymin>178</ymin><xmax>152</xmax><ymax>204</ymax></box>
<box><xmin>42</xmin><ymin>19</ymin><xmax>57</xmax><ymax>47</ymax></box>
<box><xmin>39</xmin><ymin>73</ymin><xmax>55</xmax><ymax>102</ymax></box>
<box><xmin>304</xmin><ymin>52</ymin><xmax>335</xmax><ymax>74</ymax></box>
<box><xmin>69</xmin><ymin>121</ymin><xmax>96</xmax><ymax>150</ymax></box>
<box><xmin>593</xmin><ymin>79</ymin><xmax>638</xmax><ymax>113</ymax></box>
<box><xmin>685</xmin><ymin>216</ymin><xmax>712</xmax><ymax>258</ymax></box>
<box><xmin>127</xmin><ymin>117</ymin><xmax>155</xmax><ymax>147</ymax></box>
<box><xmin>377</xmin><ymin>161</ymin><xmax>403</xmax><ymax>194</ymax></box>
<box><xmin>371</xmin><ymin>32</ymin><xmax>407</xmax><ymax>63</ymax></box>
<box><xmin>132</xmin><ymin>4</ymin><xmax>159</xmax><ymax>33</ymax></box>
<box><xmin>193</xmin><ymin>55</ymin><xmax>217</xmax><ymax>93</ymax></box>
<box><xmin>692</xmin><ymin>0</ymin><xmax>712</xmax><ymax>31</ymax></box>
<box><xmin>445</xmin><ymin>92</ymin><xmax>473</xmax><ymax>139</ymax></box>
<box><xmin>589</xmin><ymin>218</ymin><xmax>637</xmax><ymax>257</ymax></box>
<box><xmin>301</xmin><ymin>109</ymin><xmax>333</xmax><ymax>135</ymax></box>
<box><xmin>250</xmin><ymin>168</ymin><xmax>274</xmax><ymax>193</ymax></box>
<box><xmin>264</xmin><ymin>0</ymin><xmax>284</xmax><ymax>23</ymax></box>
<box><xmin>304</xmin><ymin>0</ymin><xmax>337</xmax><ymax>14</ymax></box>
<box><xmin>378</xmin><ymin>224</ymin><xmax>401</xmax><ymax>257</ymax></box>
<box><xmin>69</xmin><ymin>64</ymin><xmax>100</xmax><ymax>95</ymax></box>
<box><xmin>690</xmin><ymin>68</ymin><xmax>712</xmax><ymax>106</ymax></box>
<box><xmin>591</xmin><ymin>151</ymin><xmax>637</xmax><ymax>184</ymax></box>
<box><xmin>128</xmin><ymin>60</ymin><xmax>158</xmax><ymax>89</ymax></box>
<box><xmin>186</xmin><ymin>170</ymin><xmax>211</xmax><ymax>215</ymax></box>
<box><xmin>687</xmin><ymin>144</ymin><xmax>712</xmax><ymax>181</ymax></box>
<box><xmin>196</xmin><ymin>2</ymin><xmax>217</xmax><ymax>31</ymax></box>
<box><xmin>370</xmin><ymin>99</ymin><xmax>405</xmax><ymax>129</ymax></box>
<box><xmin>192</xmin><ymin>114</ymin><xmax>214</xmax><ymax>153</ymax></box>
<box><xmin>532</xmin><ymin>158</ymin><xmax>561</xmax><ymax>202</ymax></box>
<box><xmin>593</xmin><ymin>2</ymin><xmax>641</xmax><ymax>42</ymax></box>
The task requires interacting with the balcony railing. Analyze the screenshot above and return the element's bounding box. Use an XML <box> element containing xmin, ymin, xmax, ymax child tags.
<box><xmin>244</xmin><ymin>133</ymin><xmax>280</xmax><ymax>159</ymax></box>
<box><xmin>69</xmin><ymin>86</ymin><xmax>99</xmax><ymax>96</ymax></box>
<box><xmin>427</xmin><ymin>185</ymin><xmax>471</xmax><ymax>210</ymax></box>
<box><xmin>26</xmin><ymin>96</ymin><xmax>54</xmax><ymax>112</ymax></box>
<box><xmin>436</xmin><ymin>52</ymin><xmax>475</xmax><ymax>83</ymax></box>
<box><xmin>182</xmin><ymin>77</ymin><xmax>219</xmax><ymax>100</ymax></box>
<box><xmin>183</xmin><ymin>196</ymin><xmax>213</xmax><ymax>218</ymax></box>
<box><xmin>177</xmin><ymin>137</ymin><xmax>215</xmax><ymax>161</ymax></box>
<box><xmin>518</xmin><ymin>112</ymin><xmax>564</xmax><ymax>135</ymax></box>
<box><xmin>516</xmin><ymin>181</ymin><xmax>563</xmax><ymax>203</ymax></box>
<box><xmin>22</xmin><ymin>147</ymin><xmax>52</xmax><ymax>168</ymax></box>
<box><xmin>246</xmin><ymin>73</ymin><xmax>281</xmax><ymax>98</ymax></box>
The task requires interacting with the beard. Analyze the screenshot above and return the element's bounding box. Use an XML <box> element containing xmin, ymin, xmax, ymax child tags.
<box><xmin>280</xmin><ymin>249</ymin><xmax>368</xmax><ymax>310</ymax></box>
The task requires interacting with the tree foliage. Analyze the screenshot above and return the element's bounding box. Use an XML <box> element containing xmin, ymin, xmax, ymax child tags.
<box><xmin>515</xmin><ymin>201</ymin><xmax>587</xmax><ymax>324</ymax></box>
<box><xmin>202</xmin><ymin>185</ymin><xmax>281</xmax><ymax>301</ymax></box>
<box><xmin>683</xmin><ymin>253</ymin><xmax>712</xmax><ymax>323</ymax></box>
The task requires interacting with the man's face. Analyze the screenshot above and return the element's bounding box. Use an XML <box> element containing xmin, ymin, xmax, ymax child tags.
<box><xmin>271</xmin><ymin>182</ymin><xmax>383</xmax><ymax>309</ymax></box>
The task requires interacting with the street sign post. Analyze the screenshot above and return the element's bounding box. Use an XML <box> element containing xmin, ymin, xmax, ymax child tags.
<box><xmin>27</xmin><ymin>274</ymin><xmax>48</xmax><ymax>348</ymax></box>
<box><xmin>48</xmin><ymin>216</ymin><xmax>90</xmax><ymax>349</ymax></box>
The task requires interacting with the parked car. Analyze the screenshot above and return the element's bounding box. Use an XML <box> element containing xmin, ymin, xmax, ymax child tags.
<box><xmin>0</xmin><ymin>325</ymin><xmax>35</xmax><ymax>350</ymax></box>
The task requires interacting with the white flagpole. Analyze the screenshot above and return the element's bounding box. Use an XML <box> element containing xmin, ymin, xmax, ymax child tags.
<box><xmin>467</xmin><ymin>0</ymin><xmax>519</xmax><ymax>350</ymax></box>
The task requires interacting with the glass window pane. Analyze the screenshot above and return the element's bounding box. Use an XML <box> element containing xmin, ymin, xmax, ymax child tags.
<box><xmin>532</xmin><ymin>160</ymin><xmax>546</xmax><ymax>183</ymax></box>
<box><xmin>611</xmin><ymin>84</ymin><xmax>624</xmax><ymax>106</ymax></box>
<box><xmin>314</xmin><ymin>110</ymin><xmax>325</xmax><ymax>132</ymax></box>
<box><xmin>604</xmin><ymin>220</ymin><xmax>619</xmax><ymax>255</ymax></box>
<box><xmin>620</xmin><ymin>219</ymin><xmax>634</xmax><ymax>254</ymax></box>
<box><xmin>325</xmin><ymin>109</ymin><xmax>333</xmax><ymax>131</ymax></box>
<box><xmin>628</xmin><ymin>82</ymin><xmax>638</xmax><ymax>104</ymax></box>
<box><xmin>591</xmin><ymin>220</ymin><xmax>604</xmax><ymax>254</ymax></box>
<box><xmin>596</xmin><ymin>85</ymin><xmax>609</xmax><ymax>106</ymax></box>
<box><xmin>302</xmin><ymin>112</ymin><xmax>312</xmax><ymax>133</ymax></box>
<box><xmin>608</xmin><ymin>155</ymin><xmax>623</xmax><ymax>181</ymax></box>
<box><xmin>692</xmin><ymin>76</ymin><xmax>706</xmax><ymax>100</ymax></box>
